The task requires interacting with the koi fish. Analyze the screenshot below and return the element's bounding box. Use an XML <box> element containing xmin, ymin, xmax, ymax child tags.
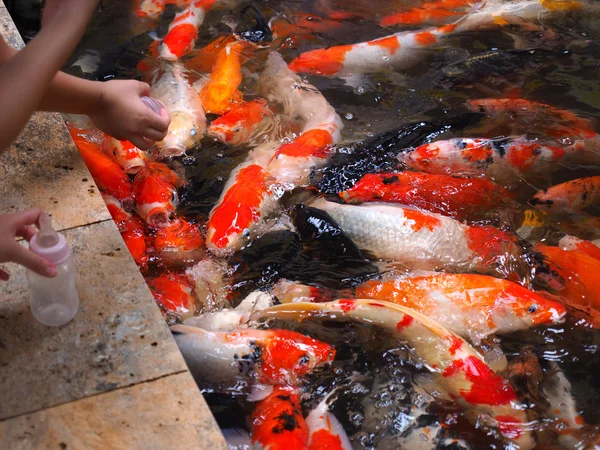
<box><xmin>558</xmin><ymin>235</ymin><xmax>600</xmax><ymax>261</ymax></box>
<box><xmin>207</xmin><ymin>99</ymin><xmax>273</xmax><ymax>146</ymax></box>
<box><xmin>530</xmin><ymin>176</ymin><xmax>600</xmax><ymax>214</ymax></box>
<box><xmin>69</xmin><ymin>128</ymin><xmax>135</xmax><ymax>210</ymax></box>
<box><xmin>200</xmin><ymin>40</ymin><xmax>252</xmax><ymax>115</ymax></box>
<box><xmin>253</xmin><ymin>300</ymin><xmax>534</xmax><ymax>449</ymax></box>
<box><xmin>306</xmin><ymin>394</ymin><xmax>353</xmax><ymax>450</ymax></box>
<box><xmin>260</xmin><ymin>52</ymin><xmax>343</xmax><ymax>188</ymax></box>
<box><xmin>309</xmin><ymin>197</ymin><xmax>525</xmax><ymax>279</ymax></box>
<box><xmin>339</xmin><ymin>172</ymin><xmax>515</xmax><ymax>221</ymax></box>
<box><xmin>381</xmin><ymin>0</ymin><xmax>472</xmax><ymax>27</ymax></box>
<box><xmin>133</xmin><ymin>0</ymin><xmax>192</xmax><ymax>20</ymax></box>
<box><xmin>170</xmin><ymin>324</ymin><xmax>335</xmax><ymax>393</ymax></box>
<box><xmin>185</xmin><ymin>34</ymin><xmax>237</xmax><ymax>73</ymax></box>
<box><xmin>147</xmin><ymin>272</ymin><xmax>196</xmax><ymax>319</ymax></box>
<box><xmin>102</xmin><ymin>136</ymin><xmax>146</xmax><ymax>175</ymax></box>
<box><xmin>153</xmin><ymin>217</ymin><xmax>205</xmax><ymax>265</ymax></box>
<box><xmin>271</xmin><ymin>279</ymin><xmax>334</xmax><ymax>304</ymax></box>
<box><xmin>251</xmin><ymin>386</ymin><xmax>309</xmax><ymax>450</ymax></box>
<box><xmin>205</xmin><ymin>143</ymin><xmax>279</xmax><ymax>256</ymax></box>
<box><xmin>185</xmin><ymin>258</ymin><xmax>231</xmax><ymax>311</ymax></box>
<box><xmin>102</xmin><ymin>194</ymin><xmax>149</xmax><ymax>266</ymax></box>
<box><xmin>398</xmin><ymin>136</ymin><xmax>584</xmax><ymax>186</ymax></box>
<box><xmin>133</xmin><ymin>161</ymin><xmax>180</xmax><ymax>228</ymax></box>
<box><xmin>160</xmin><ymin>0</ymin><xmax>218</xmax><ymax>60</ymax></box>
<box><xmin>150</xmin><ymin>62</ymin><xmax>206</xmax><ymax>157</ymax></box>
<box><xmin>535</xmin><ymin>244</ymin><xmax>600</xmax><ymax>309</ymax></box>
<box><xmin>287</xmin><ymin>19</ymin><xmax>463</xmax><ymax>77</ymax></box>
<box><xmin>356</xmin><ymin>273</ymin><xmax>566</xmax><ymax>342</ymax></box>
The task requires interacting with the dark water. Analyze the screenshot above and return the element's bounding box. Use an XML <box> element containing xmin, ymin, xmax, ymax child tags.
<box><xmin>11</xmin><ymin>1</ymin><xmax>600</xmax><ymax>448</ymax></box>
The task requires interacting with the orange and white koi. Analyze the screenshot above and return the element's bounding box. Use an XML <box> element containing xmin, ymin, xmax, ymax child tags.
<box><xmin>254</xmin><ymin>300</ymin><xmax>534</xmax><ymax>449</ymax></box>
<box><xmin>272</xmin><ymin>279</ymin><xmax>334</xmax><ymax>304</ymax></box>
<box><xmin>530</xmin><ymin>176</ymin><xmax>600</xmax><ymax>214</ymax></box>
<box><xmin>133</xmin><ymin>0</ymin><xmax>192</xmax><ymax>20</ymax></box>
<box><xmin>153</xmin><ymin>217</ymin><xmax>205</xmax><ymax>265</ymax></box>
<box><xmin>103</xmin><ymin>194</ymin><xmax>149</xmax><ymax>266</ymax></box>
<box><xmin>205</xmin><ymin>143</ymin><xmax>279</xmax><ymax>255</ymax></box>
<box><xmin>261</xmin><ymin>52</ymin><xmax>343</xmax><ymax>188</ymax></box>
<box><xmin>69</xmin><ymin>128</ymin><xmax>135</xmax><ymax>210</ymax></box>
<box><xmin>185</xmin><ymin>34</ymin><xmax>237</xmax><ymax>73</ymax></box>
<box><xmin>558</xmin><ymin>235</ymin><xmax>600</xmax><ymax>261</ymax></box>
<box><xmin>199</xmin><ymin>40</ymin><xmax>252</xmax><ymax>115</ymax></box>
<box><xmin>339</xmin><ymin>172</ymin><xmax>515</xmax><ymax>221</ymax></box>
<box><xmin>309</xmin><ymin>197</ymin><xmax>525</xmax><ymax>278</ymax></box>
<box><xmin>170</xmin><ymin>324</ymin><xmax>335</xmax><ymax>394</ymax></box>
<box><xmin>381</xmin><ymin>0</ymin><xmax>472</xmax><ymax>27</ymax></box>
<box><xmin>207</xmin><ymin>99</ymin><xmax>273</xmax><ymax>146</ymax></box>
<box><xmin>356</xmin><ymin>273</ymin><xmax>566</xmax><ymax>342</ymax></box>
<box><xmin>147</xmin><ymin>272</ymin><xmax>196</xmax><ymax>319</ymax></box>
<box><xmin>159</xmin><ymin>0</ymin><xmax>218</xmax><ymax>60</ymax></box>
<box><xmin>306</xmin><ymin>394</ymin><xmax>353</xmax><ymax>450</ymax></box>
<box><xmin>535</xmin><ymin>243</ymin><xmax>600</xmax><ymax>309</ymax></box>
<box><xmin>287</xmin><ymin>21</ymin><xmax>462</xmax><ymax>76</ymax></box>
<box><xmin>150</xmin><ymin>62</ymin><xmax>206</xmax><ymax>157</ymax></box>
<box><xmin>101</xmin><ymin>136</ymin><xmax>146</xmax><ymax>175</ymax></box>
<box><xmin>251</xmin><ymin>386</ymin><xmax>309</xmax><ymax>450</ymax></box>
<box><xmin>398</xmin><ymin>136</ymin><xmax>584</xmax><ymax>186</ymax></box>
<box><xmin>133</xmin><ymin>161</ymin><xmax>180</xmax><ymax>228</ymax></box>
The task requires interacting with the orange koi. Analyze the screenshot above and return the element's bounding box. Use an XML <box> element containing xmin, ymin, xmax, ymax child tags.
<box><xmin>170</xmin><ymin>324</ymin><xmax>335</xmax><ymax>392</ymax></box>
<box><xmin>288</xmin><ymin>20</ymin><xmax>461</xmax><ymax>76</ymax></box>
<box><xmin>356</xmin><ymin>273</ymin><xmax>566</xmax><ymax>342</ymax></box>
<box><xmin>133</xmin><ymin>161</ymin><xmax>180</xmax><ymax>228</ymax></box>
<box><xmin>185</xmin><ymin>34</ymin><xmax>237</xmax><ymax>73</ymax></box>
<box><xmin>399</xmin><ymin>136</ymin><xmax>579</xmax><ymax>186</ymax></box>
<box><xmin>153</xmin><ymin>217</ymin><xmax>205</xmax><ymax>265</ymax></box>
<box><xmin>207</xmin><ymin>99</ymin><xmax>272</xmax><ymax>146</ymax></box>
<box><xmin>309</xmin><ymin>197</ymin><xmax>525</xmax><ymax>279</ymax></box>
<box><xmin>339</xmin><ymin>172</ymin><xmax>515</xmax><ymax>220</ymax></box>
<box><xmin>200</xmin><ymin>40</ymin><xmax>252</xmax><ymax>114</ymax></box>
<box><xmin>530</xmin><ymin>176</ymin><xmax>600</xmax><ymax>214</ymax></box>
<box><xmin>102</xmin><ymin>136</ymin><xmax>146</xmax><ymax>175</ymax></box>
<box><xmin>251</xmin><ymin>386</ymin><xmax>309</xmax><ymax>450</ymax></box>
<box><xmin>206</xmin><ymin>149</ymin><xmax>277</xmax><ymax>255</ymax></box>
<box><xmin>381</xmin><ymin>0</ymin><xmax>472</xmax><ymax>27</ymax></box>
<box><xmin>103</xmin><ymin>194</ymin><xmax>149</xmax><ymax>266</ymax></box>
<box><xmin>558</xmin><ymin>235</ymin><xmax>600</xmax><ymax>261</ymax></box>
<box><xmin>68</xmin><ymin>127</ymin><xmax>135</xmax><ymax>210</ymax></box>
<box><xmin>255</xmin><ymin>300</ymin><xmax>534</xmax><ymax>449</ymax></box>
<box><xmin>147</xmin><ymin>272</ymin><xmax>196</xmax><ymax>318</ymax></box>
<box><xmin>535</xmin><ymin>244</ymin><xmax>600</xmax><ymax>309</ymax></box>
<box><xmin>160</xmin><ymin>0</ymin><xmax>219</xmax><ymax>60</ymax></box>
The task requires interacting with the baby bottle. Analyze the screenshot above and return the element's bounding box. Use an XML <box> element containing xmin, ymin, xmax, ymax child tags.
<box><xmin>26</xmin><ymin>214</ymin><xmax>79</xmax><ymax>326</ymax></box>
<box><xmin>141</xmin><ymin>96</ymin><xmax>166</xmax><ymax>114</ymax></box>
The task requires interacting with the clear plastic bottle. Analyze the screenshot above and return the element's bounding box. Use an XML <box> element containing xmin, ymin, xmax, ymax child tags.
<box><xmin>26</xmin><ymin>214</ymin><xmax>79</xmax><ymax>326</ymax></box>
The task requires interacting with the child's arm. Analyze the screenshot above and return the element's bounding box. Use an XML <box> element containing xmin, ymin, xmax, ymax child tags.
<box><xmin>0</xmin><ymin>1</ymin><xmax>99</xmax><ymax>153</ymax></box>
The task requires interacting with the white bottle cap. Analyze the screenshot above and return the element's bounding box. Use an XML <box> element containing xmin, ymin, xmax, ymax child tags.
<box><xmin>141</xmin><ymin>96</ymin><xmax>166</xmax><ymax>115</ymax></box>
<box><xmin>29</xmin><ymin>214</ymin><xmax>70</xmax><ymax>265</ymax></box>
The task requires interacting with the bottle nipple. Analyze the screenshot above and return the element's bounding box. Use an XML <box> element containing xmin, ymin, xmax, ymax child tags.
<box><xmin>36</xmin><ymin>214</ymin><xmax>59</xmax><ymax>248</ymax></box>
<box><xmin>141</xmin><ymin>96</ymin><xmax>166</xmax><ymax>115</ymax></box>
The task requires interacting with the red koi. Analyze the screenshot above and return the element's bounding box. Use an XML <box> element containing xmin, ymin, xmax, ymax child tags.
<box><xmin>381</xmin><ymin>0</ymin><xmax>472</xmax><ymax>27</ymax></box>
<box><xmin>147</xmin><ymin>272</ymin><xmax>196</xmax><ymax>318</ymax></box>
<box><xmin>133</xmin><ymin>161</ymin><xmax>180</xmax><ymax>228</ymax></box>
<box><xmin>207</xmin><ymin>99</ymin><xmax>272</xmax><ymax>146</ymax></box>
<box><xmin>102</xmin><ymin>136</ymin><xmax>146</xmax><ymax>175</ymax></box>
<box><xmin>153</xmin><ymin>217</ymin><xmax>205</xmax><ymax>265</ymax></box>
<box><xmin>558</xmin><ymin>235</ymin><xmax>600</xmax><ymax>261</ymax></box>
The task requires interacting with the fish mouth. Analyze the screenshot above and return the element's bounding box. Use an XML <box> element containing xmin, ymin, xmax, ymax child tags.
<box><xmin>147</xmin><ymin>210</ymin><xmax>171</xmax><ymax>228</ymax></box>
<box><xmin>123</xmin><ymin>162</ymin><xmax>145</xmax><ymax>175</ymax></box>
<box><xmin>207</xmin><ymin>130</ymin><xmax>227</xmax><ymax>143</ymax></box>
<box><xmin>121</xmin><ymin>197</ymin><xmax>135</xmax><ymax>212</ymax></box>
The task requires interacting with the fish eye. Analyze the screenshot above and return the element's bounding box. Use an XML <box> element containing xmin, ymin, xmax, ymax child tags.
<box><xmin>190</xmin><ymin>129</ymin><xmax>197</xmax><ymax>136</ymax></box>
<box><xmin>528</xmin><ymin>304</ymin><xmax>538</xmax><ymax>314</ymax></box>
<box><xmin>232</xmin><ymin>126</ymin><xmax>241</xmax><ymax>133</ymax></box>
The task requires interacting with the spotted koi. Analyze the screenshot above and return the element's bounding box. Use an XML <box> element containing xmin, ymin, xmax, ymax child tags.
<box><xmin>101</xmin><ymin>136</ymin><xmax>146</xmax><ymax>175</ymax></box>
<box><xmin>530</xmin><ymin>176</ymin><xmax>600</xmax><ymax>214</ymax></box>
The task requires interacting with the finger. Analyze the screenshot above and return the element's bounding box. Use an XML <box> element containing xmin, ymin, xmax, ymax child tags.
<box><xmin>16</xmin><ymin>224</ymin><xmax>36</xmax><ymax>242</ymax></box>
<box><xmin>11</xmin><ymin>245</ymin><xmax>57</xmax><ymax>277</ymax></box>
<box><xmin>135</xmin><ymin>81</ymin><xmax>151</xmax><ymax>96</ymax></box>
<box><xmin>0</xmin><ymin>268</ymin><xmax>9</xmax><ymax>281</ymax></box>
<box><xmin>14</xmin><ymin>208</ymin><xmax>43</xmax><ymax>229</ymax></box>
<box><xmin>145</xmin><ymin>108</ymin><xmax>171</xmax><ymax>133</ymax></box>
<box><xmin>142</xmin><ymin>127</ymin><xmax>167</xmax><ymax>142</ymax></box>
<box><xmin>129</xmin><ymin>135</ymin><xmax>153</xmax><ymax>151</ymax></box>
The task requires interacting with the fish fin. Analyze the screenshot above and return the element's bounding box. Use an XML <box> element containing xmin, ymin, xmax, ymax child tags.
<box><xmin>413</xmin><ymin>372</ymin><xmax>453</xmax><ymax>402</ymax></box>
<box><xmin>339</xmin><ymin>73</ymin><xmax>375</xmax><ymax>92</ymax></box>
<box><xmin>222</xmin><ymin>428</ymin><xmax>252</xmax><ymax>449</ymax></box>
<box><xmin>71</xmin><ymin>50</ymin><xmax>101</xmax><ymax>74</ymax></box>
<box><xmin>247</xmin><ymin>383</ymin><xmax>274</xmax><ymax>402</ymax></box>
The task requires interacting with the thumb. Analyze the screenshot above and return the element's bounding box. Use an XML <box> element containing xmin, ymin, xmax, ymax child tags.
<box><xmin>11</xmin><ymin>244</ymin><xmax>57</xmax><ymax>278</ymax></box>
<box><xmin>136</xmin><ymin>81</ymin><xmax>152</xmax><ymax>96</ymax></box>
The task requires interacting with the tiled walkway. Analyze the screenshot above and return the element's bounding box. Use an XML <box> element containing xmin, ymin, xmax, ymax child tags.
<box><xmin>0</xmin><ymin>5</ymin><xmax>226</xmax><ymax>449</ymax></box>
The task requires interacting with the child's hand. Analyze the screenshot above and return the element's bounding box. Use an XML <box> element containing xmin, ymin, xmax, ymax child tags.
<box><xmin>42</xmin><ymin>0</ymin><xmax>100</xmax><ymax>28</ymax></box>
<box><xmin>88</xmin><ymin>80</ymin><xmax>171</xmax><ymax>150</ymax></box>
<box><xmin>0</xmin><ymin>209</ymin><xmax>57</xmax><ymax>281</ymax></box>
